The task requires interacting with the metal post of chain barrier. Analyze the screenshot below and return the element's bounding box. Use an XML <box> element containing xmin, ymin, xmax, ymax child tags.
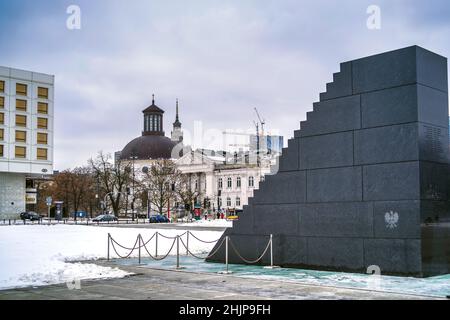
<box><xmin>186</xmin><ymin>231</ymin><xmax>189</xmax><ymax>256</ymax></box>
<box><xmin>218</xmin><ymin>236</ymin><xmax>232</xmax><ymax>274</ymax></box>
<box><xmin>138</xmin><ymin>234</ymin><xmax>141</xmax><ymax>264</ymax></box>
<box><xmin>264</xmin><ymin>234</ymin><xmax>280</xmax><ymax>269</ymax></box>
<box><xmin>176</xmin><ymin>235</ymin><xmax>179</xmax><ymax>269</ymax></box>
<box><xmin>175</xmin><ymin>235</ymin><xmax>185</xmax><ymax>270</ymax></box>
<box><xmin>155</xmin><ymin>232</ymin><xmax>158</xmax><ymax>257</ymax></box>
<box><xmin>107</xmin><ymin>233</ymin><xmax>110</xmax><ymax>261</ymax></box>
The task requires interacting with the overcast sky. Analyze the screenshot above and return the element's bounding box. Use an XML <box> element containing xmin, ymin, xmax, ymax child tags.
<box><xmin>1</xmin><ymin>0</ymin><xmax>449</xmax><ymax>170</ymax></box>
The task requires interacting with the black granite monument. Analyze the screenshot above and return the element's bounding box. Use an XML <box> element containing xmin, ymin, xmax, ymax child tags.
<box><xmin>207</xmin><ymin>46</ymin><xmax>450</xmax><ymax>277</ymax></box>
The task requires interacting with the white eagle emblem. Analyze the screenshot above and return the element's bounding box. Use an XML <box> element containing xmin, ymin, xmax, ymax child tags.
<box><xmin>385</xmin><ymin>211</ymin><xmax>399</xmax><ymax>229</ymax></box>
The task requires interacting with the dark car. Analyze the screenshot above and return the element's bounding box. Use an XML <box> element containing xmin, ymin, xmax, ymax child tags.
<box><xmin>149</xmin><ymin>215</ymin><xmax>169</xmax><ymax>223</ymax></box>
<box><xmin>20</xmin><ymin>211</ymin><xmax>41</xmax><ymax>221</ymax></box>
<box><xmin>137</xmin><ymin>213</ymin><xmax>148</xmax><ymax>219</ymax></box>
<box><xmin>92</xmin><ymin>214</ymin><xmax>118</xmax><ymax>222</ymax></box>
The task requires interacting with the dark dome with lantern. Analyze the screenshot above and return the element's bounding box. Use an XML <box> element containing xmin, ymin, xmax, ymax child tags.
<box><xmin>120</xmin><ymin>95</ymin><xmax>178</xmax><ymax>161</ymax></box>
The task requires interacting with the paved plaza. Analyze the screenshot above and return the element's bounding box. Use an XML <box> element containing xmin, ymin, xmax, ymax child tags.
<box><xmin>0</xmin><ymin>261</ymin><xmax>441</xmax><ymax>300</ymax></box>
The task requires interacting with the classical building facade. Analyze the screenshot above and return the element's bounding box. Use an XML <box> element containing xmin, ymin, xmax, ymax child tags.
<box><xmin>0</xmin><ymin>66</ymin><xmax>54</xmax><ymax>219</ymax></box>
<box><xmin>175</xmin><ymin>149</ymin><xmax>276</xmax><ymax>211</ymax></box>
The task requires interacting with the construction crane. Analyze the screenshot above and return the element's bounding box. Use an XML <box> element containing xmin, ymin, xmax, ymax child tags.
<box><xmin>253</xmin><ymin>120</ymin><xmax>261</xmax><ymax>167</ymax></box>
<box><xmin>254</xmin><ymin>107</ymin><xmax>266</xmax><ymax>137</ymax></box>
<box><xmin>222</xmin><ymin>107</ymin><xmax>267</xmax><ymax>168</ymax></box>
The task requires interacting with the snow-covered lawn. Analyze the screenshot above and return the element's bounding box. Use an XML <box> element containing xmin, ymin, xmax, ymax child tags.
<box><xmin>0</xmin><ymin>225</ymin><xmax>223</xmax><ymax>290</ymax></box>
<box><xmin>178</xmin><ymin>218</ymin><xmax>233</xmax><ymax>228</ymax></box>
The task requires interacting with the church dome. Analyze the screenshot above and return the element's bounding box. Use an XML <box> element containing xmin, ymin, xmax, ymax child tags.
<box><xmin>120</xmin><ymin>135</ymin><xmax>177</xmax><ymax>160</ymax></box>
<box><xmin>120</xmin><ymin>95</ymin><xmax>178</xmax><ymax>161</ymax></box>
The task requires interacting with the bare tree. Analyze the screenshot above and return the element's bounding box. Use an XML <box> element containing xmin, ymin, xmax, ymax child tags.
<box><xmin>36</xmin><ymin>167</ymin><xmax>98</xmax><ymax>219</ymax></box>
<box><xmin>36</xmin><ymin>179</ymin><xmax>56</xmax><ymax>216</ymax></box>
<box><xmin>140</xmin><ymin>160</ymin><xmax>179</xmax><ymax>215</ymax></box>
<box><xmin>175</xmin><ymin>173</ymin><xmax>201</xmax><ymax>213</ymax></box>
<box><xmin>88</xmin><ymin>151</ymin><xmax>132</xmax><ymax>217</ymax></box>
<box><xmin>67</xmin><ymin>166</ymin><xmax>95</xmax><ymax>219</ymax></box>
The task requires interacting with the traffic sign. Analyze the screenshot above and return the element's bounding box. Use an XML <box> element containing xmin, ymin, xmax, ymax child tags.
<box><xmin>46</xmin><ymin>196</ymin><xmax>52</xmax><ymax>206</ymax></box>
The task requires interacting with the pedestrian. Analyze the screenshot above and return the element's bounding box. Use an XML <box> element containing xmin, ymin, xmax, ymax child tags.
<box><xmin>220</xmin><ymin>212</ymin><xmax>224</xmax><ymax>219</ymax></box>
<box><xmin>217</xmin><ymin>211</ymin><xmax>220</xmax><ymax>220</ymax></box>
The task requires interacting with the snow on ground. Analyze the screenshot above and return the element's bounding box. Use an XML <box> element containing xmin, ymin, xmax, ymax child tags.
<box><xmin>0</xmin><ymin>224</ymin><xmax>223</xmax><ymax>290</ymax></box>
<box><xmin>178</xmin><ymin>218</ymin><xmax>233</xmax><ymax>228</ymax></box>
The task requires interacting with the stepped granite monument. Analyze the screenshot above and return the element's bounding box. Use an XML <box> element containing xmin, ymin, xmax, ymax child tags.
<box><xmin>208</xmin><ymin>46</ymin><xmax>450</xmax><ymax>277</ymax></box>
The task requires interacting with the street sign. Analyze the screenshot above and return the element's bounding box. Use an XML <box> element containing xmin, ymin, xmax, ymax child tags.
<box><xmin>46</xmin><ymin>196</ymin><xmax>53</xmax><ymax>224</ymax></box>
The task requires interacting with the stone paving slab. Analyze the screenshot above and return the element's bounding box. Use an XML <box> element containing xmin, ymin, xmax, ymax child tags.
<box><xmin>0</xmin><ymin>262</ymin><xmax>441</xmax><ymax>300</ymax></box>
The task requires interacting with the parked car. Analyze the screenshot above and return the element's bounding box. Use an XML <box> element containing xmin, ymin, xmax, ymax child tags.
<box><xmin>20</xmin><ymin>211</ymin><xmax>41</xmax><ymax>221</ymax></box>
<box><xmin>92</xmin><ymin>214</ymin><xmax>117</xmax><ymax>222</ymax></box>
<box><xmin>149</xmin><ymin>215</ymin><xmax>169</xmax><ymax>223</ymax></box>
<box><xmin>137</xmin><ymin>213</ymin><xmax>148</xmax><ymax>219</ymax></box>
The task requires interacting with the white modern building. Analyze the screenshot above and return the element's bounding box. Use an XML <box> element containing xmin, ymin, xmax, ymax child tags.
<box><xmin>0</xmin><ymin>66</ymin><xmax>54</xmax><ymax>219</ymax></box>
<box><xmin>249</xmin><ymin>134</ymin><xmax>284</xmax><ymax>155</ymax></box>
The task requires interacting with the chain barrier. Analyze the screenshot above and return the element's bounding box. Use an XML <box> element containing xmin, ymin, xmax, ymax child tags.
<box><xmin>188</xmin><ymin>231</ymin><xmax>222</xmax><ymax>244</ymax></box>
<box><xmin>179</xmin><ymin>235</ymin><xmax>226</xmax><ymax>260</ymax></box>
<box><xmin>107</xmin><ymin>231</ymin><xmax>276</xmax><ymax>270</ymax></box>
<box><xmin>140</xmin><ymin>235</ymin><xmax>177</xmax><ymax>261</ymax></box>
<box><xmin>157</xmin><ymin>231</ymin><xmax>188</xmax><ymax>240</ymax></box>
<box><xmin>140</xmin><ymin>232</ymin><xmax>157</xmax><ymax>247</ymax></box>
<box><xmin>228</xmin><ymin>237</ymin><xmax>271</xmax><ymax>264</ymax></box>
<box><xmin>109</xmin><ymin>235</ymin><xmax>141</xmax><ymax>259</ymax></box>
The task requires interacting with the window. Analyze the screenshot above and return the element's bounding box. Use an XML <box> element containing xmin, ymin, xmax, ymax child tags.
<box><xmin>38</xmin><ymin>102</ymin><xmax>48</xmax><ymax>114</ymax></box>
<box><xmin>15</xmin><ymin>130</ymin><xmax>26</xmax><ymax>143</ymax></box>
<box><xmin>38</xmin><ymin>87</ymin><xmax>48</xmax><ymax>99</ymax></box>
<box><xmin>0</xmin><ymin>128</ymin><xmax>3</xmax><ymax>140</ymax></box>
<box><xmin>236</xmin><ymin>197</ymin><xmax>241</xmax><ymax>207</ymax></box>
<box><xmin>37</xmin><ymin>148</ymin><xmax>48</xmax><ymax>160</ymax></box>
<box><xmin>0</xmin><ymin>96</ymin><xmax>4</xmax><ymax>108</ymax></box>
<box><xmin>0</xmin><ymin>144</ymin><xmax>3</xmax><ymax>157</ymax></box>
<box><xmin>15</xmin><ymin>146</ymin><xmax>26</xmax><ymax>158</ymax></box>
<box><xmin>218</xmin><ymin>178</ymin><xmax>223</xmax><ymax>190</ymax></box>
<box><xmin>195</xmin><ymin>180</ymin><xmax>198</xmax><ymax>190</ymax></box>
<box><xmin>16</xmin><ymin>115</ymin><xmax>26</xmax><ymax>127</ymax></box>
<box><xmin>0</xmin><ymin>80</ymin><xmax>4</xmax><ymax>92</ymax></box>
<box><xmin>227</xmin><ymin>177</ymin><xmax>232</xmax><ymax>188</ymax></box>
<box><xmin>16</xmin><ymin>99</ymin><xmax>27</xmax><ymax>112</ymax></box>
<box><xmin>218</xmin><ymin>198</ymin><xmax>222</xmax><ymax>207</ymax></box>
<box><xmin>16</xmin><ymin>83</ymin><xmax>27</xmax><ymax>96</ymax></box>
<box><xmin>37</xmin><ymin>132</ymin><xmax>48</xmax><ymax>144</ymax></box>
<box><xmin>236</xmin><ymin>177</ymin><xmax>241</xmax><ymax>188</ymax></box>
<box><xmin>249</xmin><ymin>176</ymin><xmax>255</xmax><ymax>188</ymax></box>
<box><xmin>226</xmin><ymin>197</ymin><xmax>232</xmax><ymax>207</ymax></box>
<box><xmin>0</xmin><ymin>112</ymin><xmax>4</xmax><ymax>125</ymax></box>
<box><xmin>37</xmin><ymin>117</ymin><xmax>48</xmax><ymax>129</ymax></box>
<box><xmin>150</xmin><ymin>115</ymin><xmax>155</xmax><ymax>131</ymax></box>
